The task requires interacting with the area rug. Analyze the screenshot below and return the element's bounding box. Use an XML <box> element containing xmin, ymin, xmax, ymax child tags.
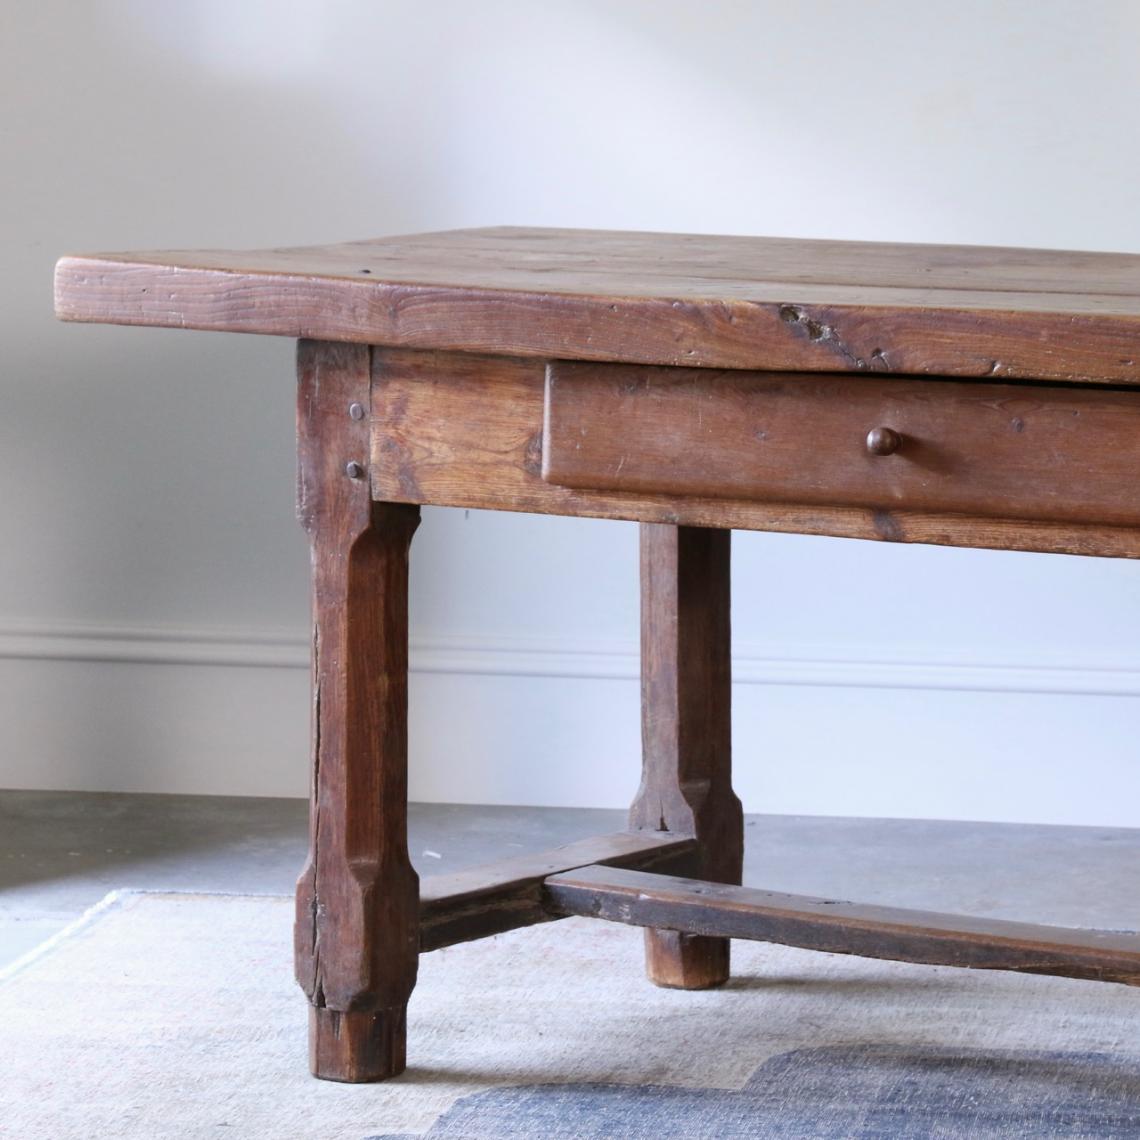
<box><xmin>2</xmin><ymin>892</ymin><xmax>1139</xmax><ymax>1139</ymax></box>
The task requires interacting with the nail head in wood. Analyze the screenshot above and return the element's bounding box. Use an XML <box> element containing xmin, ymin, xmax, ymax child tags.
<box><xmin>865</xmin><ymin>426</ymin><xmax>902</xmax><ymax>456</ymax></box>
<box><xmin>345</xmin><ymin>460</ymin><xmax>366</xmax><ymax>479</ymax></box>
<box><xmin>348</xmin><ymin>402</ymin><xmax>365</xmax><ymax>421</ymax></box>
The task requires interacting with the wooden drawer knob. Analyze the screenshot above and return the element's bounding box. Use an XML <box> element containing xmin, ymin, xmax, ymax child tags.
<box><xmin>865</xmin><ymin>426</ymin><xmax>902</xmax><ymax>456</ymax></box>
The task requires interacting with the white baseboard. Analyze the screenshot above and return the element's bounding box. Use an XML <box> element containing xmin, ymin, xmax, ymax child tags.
<box><xmin>2</xmin><ymin>619</ymin><xmax>1139</xmax><ymax>825</ymax></box>
<box><xmin>0</xmin><ymin>620</ymin><xmax>309</xmax><ymax>669</ymax></box>
<box><xmin>0</xmin><ymin>619</ymin><xmax>1139</xmax><ymax>697</ymax></box>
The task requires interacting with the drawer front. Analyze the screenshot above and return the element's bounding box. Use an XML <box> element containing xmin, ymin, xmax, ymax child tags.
<box><xmin>542</xmin><ymin>362</ymin><xmax>1140</xmax><ymax>527</ymax></box>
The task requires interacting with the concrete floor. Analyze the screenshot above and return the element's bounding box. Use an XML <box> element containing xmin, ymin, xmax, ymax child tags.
<box><xmin>3</xmin><ymin>789</ymin><xmax>1140</xmax><ymax>968</ymax></box>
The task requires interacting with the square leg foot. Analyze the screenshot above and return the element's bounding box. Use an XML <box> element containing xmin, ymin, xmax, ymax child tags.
<box><xmin>309</xmin><ymin>1005</ymin><xmax>408</xmax><ymax>1082</ymax></box>
<box><xmin>645</xmin><ymin>929</ymin><xmax>730</xmax><ymax>989</ymax></box>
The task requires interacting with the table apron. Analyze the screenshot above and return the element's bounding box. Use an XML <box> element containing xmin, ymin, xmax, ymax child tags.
<box><xmin>368</xmin><ymin>347</ymin><xmax>1140</xmax><ymax>560</ymax></box>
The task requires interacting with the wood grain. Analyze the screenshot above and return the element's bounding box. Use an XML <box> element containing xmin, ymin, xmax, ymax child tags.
<box><xmin>631</xmin><ymin>525</ymin><xmax>742</xmax><ymax>989</ymax></box>
<box><xmin>371</xmin><ymin>349</ymin><xmax>1140</xmax><ymax>559</ymax></box>
<box><xmin>419</xmin><ymin>831</ymin><xmax>697</xmax><ymax>952</ymax></box>
<box><xmin>294</xmin><ymin>340</ymin><xmax>419</xmax><ymax>1082</ymax></box>
<box><xmin>545</xmin><ymin>865</ymin><xmax>1140</xmax><ymax>986</ymax></box>
<box><xmin>55</xmin><ymin>227</ymin><xmax>1140</xmax><ymax>382</ymax></box>
<box><xmin>56</xmin><ymin>224</ymin><xmax>1140</xmax><ymax>1081</ymax></box>
<box><xmin>545</xmin><ymin>361</ymin><xmax>1140</xmax><ymax>528</ymax></box>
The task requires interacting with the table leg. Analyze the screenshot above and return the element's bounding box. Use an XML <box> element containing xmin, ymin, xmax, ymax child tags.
<box><xmin>631</xmin><ymin>523</ymin><xmax>743</xmax><ymax>988</ymax></box>
<box><xmin>293</xmin><ymin>341</ymin><xmax>420</xmax><ymax>1082</ymax></box>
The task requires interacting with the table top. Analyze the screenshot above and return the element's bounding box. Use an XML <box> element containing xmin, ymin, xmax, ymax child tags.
<box><xmin>54</xmin><ymin>227</ymin><xmax>1140</xmax><ymax>382</ymax></box>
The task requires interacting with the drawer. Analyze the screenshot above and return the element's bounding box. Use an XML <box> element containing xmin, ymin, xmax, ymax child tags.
<box><xmin>542</xmin><ymin>362</ymin><xmax>1140</xmax><ymax>527</ymax></box>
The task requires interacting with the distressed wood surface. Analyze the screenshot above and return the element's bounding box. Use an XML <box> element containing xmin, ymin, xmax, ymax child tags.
<box><xmin>545</xmin><ymin>361</ymin><xmax>1140</xmax><ymax>528</ymax></box>
<box><xmin>55</xmin><ymin>225</ymin><xmax>1140</xmax><ymax>1086</ymax></box>
<box><xmin>419</xmin><ymin>831</ymin><xmax>697</xmax><ymax>952</ymax></box>
<box><xmin>631</xmin><ymin>525</ymin><xmax>742</xmax><ymax>989</ymax></box>
<box><xmin>55</xmin><ymin>226</ymin><xmax>1140</xmax><ymax>382</ymax></box>
<box><xmin>544</xmin><ymin>865</ymin><xmax>1140</xmax><ymax>986</ymax></box>
<box><xmin>371</xmin><ymin>349</ymin><xmax>1140</xmax><ymax>559</ymax></box>
<box><xmin>294</xmin><ymin>340</ymin><xmax>420</xmax><ymax>1082</ymax></box>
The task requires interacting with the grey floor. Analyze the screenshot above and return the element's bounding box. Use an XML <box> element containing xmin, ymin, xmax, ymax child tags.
<box><xmin>3</xmin><ymin>789</ymin><xmax>1140</xmax><ymax>969</ymax></box>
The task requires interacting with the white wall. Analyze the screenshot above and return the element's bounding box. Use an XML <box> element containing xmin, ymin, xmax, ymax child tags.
<box><xmin>4</xmin><ymin>0</ymin><xmax>1140</xmax><ymax>824</ymax></box>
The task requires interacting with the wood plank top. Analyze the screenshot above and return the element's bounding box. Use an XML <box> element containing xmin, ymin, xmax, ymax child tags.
<box><xmin>55</xmin><ymin>227</ymin><xmax>1140</xmax><ymax>382</ymax></box>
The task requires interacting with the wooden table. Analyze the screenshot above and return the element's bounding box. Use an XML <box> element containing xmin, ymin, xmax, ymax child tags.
<box><xmin>55</xmin><ymin>228</ymin><xmax>1140</xmax><ymax>1082</ymax></box>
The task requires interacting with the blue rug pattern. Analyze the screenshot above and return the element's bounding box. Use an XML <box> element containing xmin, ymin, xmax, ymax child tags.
<box><xmin>374</xmin><ymin>1045</ymin><xmax>1140</xmax><ymax>1139</ymax></box>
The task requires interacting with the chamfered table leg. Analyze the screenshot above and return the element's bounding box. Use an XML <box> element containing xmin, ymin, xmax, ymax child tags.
<box><xmin>631</xmin><ymin>523</ymin><xmax>743</xmax><ymax>988</ymax></box>
<box><xmin>293</xmin><ymin>340</ymin><xmax>420</xmax><ymax>1082</ymax></box>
